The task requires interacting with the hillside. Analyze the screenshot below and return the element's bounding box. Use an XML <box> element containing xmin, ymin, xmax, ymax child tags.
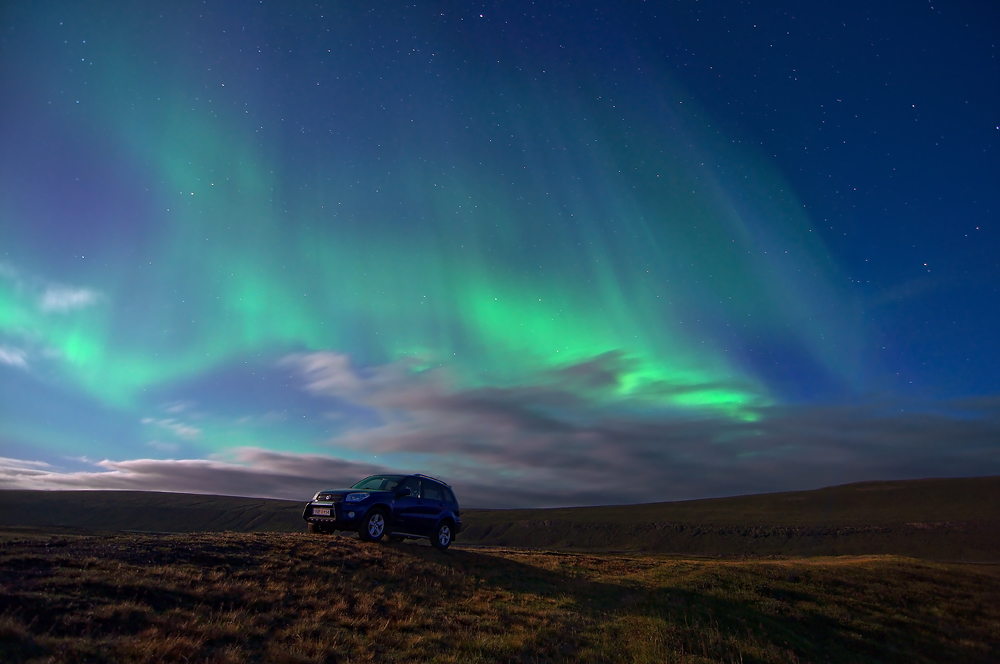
<box><xmin>459</xmin><ymin>476</ymin><xmax>1000</xmax><ymax>560</ymax></box>
<box><xmin>3</xmin><ymin>476</ymin><xmax>999</xmax><ymax>560</ymax></box>
<box><xmin>2</xmin><ymin>529</ymin><xmax>999</xmax><ymax>663</ymax></box>
<box><xmin>0</xmin><ymin>490</ymin><xmax>303</xmax><ymax>533</ymax></box>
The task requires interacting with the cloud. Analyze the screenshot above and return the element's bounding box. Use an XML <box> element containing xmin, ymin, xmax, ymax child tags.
<box><xmin>1</xmin><ymin>397</ymin><xmax>999</xmax><ymax>507</ymax></box>
<box><xmin>293</xmin><ymin>354</ymin><xmax>1000</xmax><ymax>505</ymax></box>
<box><xmin>0</xmin><ymin>450</ymin><xmax>388</xmax><ymax>501</ymax></box>
<box><xmin>146</xmin><ymin>441</ymin><xmax>180</xmax><ymax>453</ymax></box>
<box><xmin>289</xmin><ymin>352</ymin><xmax>364</xmax><ymax>397</ymax></box>
<box><xmin>141</xmin><ymin>418</ymin><xmax>201</xmax><ymax>439</ymax></box>
<box><xmin>0</xmin><ymin>457</ymin><xmax>54</xmax><ymax>473</ymax></box>
<box><xmin>260</xmin><ymin>353</ymin><xmax>1000</xmax><ymax>506</ymax></box>
<box><xmin>0</xmin><ymin>263</ymin><xmax>102</xmax><ymax>314</ymax></box>
<box><xmin>39</xmin><ymin>286</ymin><xmax>101</xmax><ymax>313</ymax></box>
<box><xmin>4</xmin><ymin>354</ymin><xmax>999</xmax><ymax>508</ymax></box>
<box><xmin>0</xmin><ymin>346</ymin><xmax>28</xmax><ymax>369</ymax></box>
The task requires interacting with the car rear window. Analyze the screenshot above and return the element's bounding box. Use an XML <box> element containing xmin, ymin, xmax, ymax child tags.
<box><xmin>423</xmin><ymin>482</ymin><xmax>445</xmax><ymax>501</ymax></box>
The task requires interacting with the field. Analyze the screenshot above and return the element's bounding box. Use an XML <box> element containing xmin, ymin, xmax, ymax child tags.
<box><xmin>0</xmin><ymin>491</ymin><xmax>303</xmax><ymax>534</ymax></box>
<box><xmin>2</xmin><ymin>529</ymin><xmax>999</xmax><ymax>663</ymax></box>
<box><xmin>460</xmin><ymin>476</ymin><xmax>1000</xmax><ymax>560</ymax></box>
<box><xmin>2</xmin><ymin>478</ymin><xmax>999</xmax><ymax>661</ymax></box>
<box><xmin>3</xmin><ymin>476</ymin><xmax>1000</xmax><ymax>560</ymax></box>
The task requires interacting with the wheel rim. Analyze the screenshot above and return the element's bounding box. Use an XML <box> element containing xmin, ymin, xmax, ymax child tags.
<box><xmin>438</xmin><ymin>525</ymin><xmax>451</xmax><ymax>546</ymax></box>
<box><xmin>368</xmin><ymin>513</ymin><xmax>384</xmax><ymax>538</ymax></box>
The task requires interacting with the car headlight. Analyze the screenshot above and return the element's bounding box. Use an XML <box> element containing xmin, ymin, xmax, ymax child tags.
<box><xmin>345</xmin><ymin>492</ymin><xmax>370</xmax><ymax>502</ymax></box>
<box><xmin>313</xmin><ymin>492</ymin><xmax>322</xmax><ymax>501</ymax></box>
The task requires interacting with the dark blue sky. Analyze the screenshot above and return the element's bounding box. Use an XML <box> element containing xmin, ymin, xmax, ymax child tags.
<box><xmin>643</xmin><ymin>0</ymin><xmax>999</xmax><ymax>398</ymax></box>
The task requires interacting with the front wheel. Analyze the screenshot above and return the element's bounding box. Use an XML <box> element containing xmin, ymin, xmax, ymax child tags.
<box><xmin>359</xmin><ymin>510</ymin><xmax>386</xmax><ymax>542</ymax></box>
<box><xmin>431</xmin><ymin>522</ymin><xmax>453</xmax><ymax>550</ymax></box>
<box><xmin>307</xmin><ymin>522</ymin><xmax>330</xmax><ymax>535</ymax></box>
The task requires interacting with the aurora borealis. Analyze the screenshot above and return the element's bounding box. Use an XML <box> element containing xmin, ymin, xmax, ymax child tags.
<box><xmin>2</xmin><ymin>1</ymin><xmax>999</xmax><ymax>506</ymax></box>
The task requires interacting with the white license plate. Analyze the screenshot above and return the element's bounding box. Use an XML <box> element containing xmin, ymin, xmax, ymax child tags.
<box><xmin>313</xmin><ymin>507</ymin><xmax>331</xmax><ymax>516</ymax></box>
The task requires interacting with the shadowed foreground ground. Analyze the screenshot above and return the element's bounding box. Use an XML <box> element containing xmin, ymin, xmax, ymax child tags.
<box><xmin>1</xmin><ymin>529</ymin><xmax>998</xmax><ymax>663</ymax></box>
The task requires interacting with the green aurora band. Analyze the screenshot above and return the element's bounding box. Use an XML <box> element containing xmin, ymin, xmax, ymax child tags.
<box><xmin>0</xmin><ymin>3</ymin><xmax>859</xmax><ymax>458</ymax></box>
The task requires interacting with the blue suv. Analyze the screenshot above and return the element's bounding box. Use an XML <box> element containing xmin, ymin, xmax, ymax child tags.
<box><xmin>302</xmin><ymin>474</ymin><xmax>462</xmax><ymax>550</ymax></box>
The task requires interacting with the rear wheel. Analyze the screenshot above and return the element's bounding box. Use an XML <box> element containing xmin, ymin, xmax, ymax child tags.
<box><xmin>359</xmin><ymin>510</ymin><xmax>386</xmax><ymax>542</ymax></box>
<box><xmin>431</xmin><ymin>522</ymin><xmax>453</xmax><ymax>550</ymax></box>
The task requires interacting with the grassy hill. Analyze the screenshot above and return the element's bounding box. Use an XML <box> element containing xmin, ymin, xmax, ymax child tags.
<box><xmin>3</xmin><ymin>476</ymin><xmax>999</xmax><ymax>560</ymax></box>
<box><xmin>459</xmin><ymin>476</ymin><xmax>1000</xmax><ymax>560</ymax></box>
<box><xmin>1</xmin><ymin>529</ymin><xmax>999</xmax><ymax>663</ymax></box>
<box><xmin>0</xmin><ymin>490</ymin><xmax>303</xmax><ymax>533</ymax></box>
<box><xmin>3</xmin><ymin>480</ymin><xmax>1000</xmax><ymax>661</ymax></box>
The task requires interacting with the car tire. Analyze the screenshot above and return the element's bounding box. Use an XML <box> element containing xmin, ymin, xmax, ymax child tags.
<box><xmin>431</xmin><ymin>521</ymin><xmax>453</xmax><ymax>550</ymax></box>
<box><xmin>307</xmin><ymin>522</ymin><xmax>327</xmax><ymax>534</ymax></box>
<box><xmin>359</xmin><ymin>510</ymin><xmax>387</xmax><ymax>542</ymax></box>
<box><xmin>388</xmin><ymin>534</ymin><xmax>405</xmax><ymax>543</ymax></box>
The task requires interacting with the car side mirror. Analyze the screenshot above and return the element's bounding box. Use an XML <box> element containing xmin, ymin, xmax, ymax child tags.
<box><xmin>395</xmin><ymin>487</ymin><xmax>411</xmax><ymax>498</ymax></box>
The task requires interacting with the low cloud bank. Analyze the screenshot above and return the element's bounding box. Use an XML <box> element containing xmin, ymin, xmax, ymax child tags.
<box><xmin>283</xmin><ymin>352</ymin><xmax>1000</xmax><ymax>505</ymax></box>
<box><xmin>0</xmin><ymin>451</ymin><xmax>385</xmax><ymax>502</ymax></box>
<box><xmin>3</xmin><ymin>353</ymin><xmax>999</xmax><ymax>507</ymax></box>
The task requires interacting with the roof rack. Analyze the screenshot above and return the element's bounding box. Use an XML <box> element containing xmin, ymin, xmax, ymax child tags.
<box><xmin>413</xmin><ymin>473</ymin><xmax>451</xmax><ymax>487</ymax></box>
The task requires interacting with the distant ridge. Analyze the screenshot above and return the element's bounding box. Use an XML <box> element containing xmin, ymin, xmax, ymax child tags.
<box><xmin>468</xmin><ymin>475</ymin><xmax>1000</xmax><ymax>527</ymax></box>
<box><xmin>460</xmin><ymin>476</ymin><xmax>1000</xmax><ymax>560</ymax></box>
<box><xmin>0</xmin><ymin>490</ymin><xmax>303</xmax><ymax>534</ymax></box>
<box><xmin>3</xmin><ymin>476</ymin><xmax>999</xmax><ymax>559</ymax></box>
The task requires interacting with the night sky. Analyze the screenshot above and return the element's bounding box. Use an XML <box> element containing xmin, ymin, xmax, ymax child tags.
<box><xmin>1</xmin><ymin>1</ymin><xmax>998</xmax><ymax>506</ymax></box>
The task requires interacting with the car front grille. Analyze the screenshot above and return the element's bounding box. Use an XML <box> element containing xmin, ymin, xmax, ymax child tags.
<box><xmin>317</xmin><ymin>494</ymin><xmax>343</xmax><ymax>503</ymax></box>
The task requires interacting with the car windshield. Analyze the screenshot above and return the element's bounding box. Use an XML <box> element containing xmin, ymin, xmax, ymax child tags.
<box><xmin>351</xmin><ymin>475</ymin><xmax>405</xmax><ymax>491</ymax></box>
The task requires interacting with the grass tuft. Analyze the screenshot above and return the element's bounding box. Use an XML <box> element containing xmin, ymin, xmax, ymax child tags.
<box><xmin>0</xmin><ymin>530</ymin><xmax>997</xmax><ymax>662</ymax></box>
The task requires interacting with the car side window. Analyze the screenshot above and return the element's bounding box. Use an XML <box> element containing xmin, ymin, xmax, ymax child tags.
<box><xmin>423</xmin><ymin>481</ymin><xmax>445</xmax><ymax>502</ymax></box>
<box><xmin>444</xmin><ymin>487</ymin><xmax>457</xmax><ymax>505</ymax></box>
<box><xmin>399</xmin><ymin>477</ymin><xmax>421</xmax><ymax>498</ymax></box>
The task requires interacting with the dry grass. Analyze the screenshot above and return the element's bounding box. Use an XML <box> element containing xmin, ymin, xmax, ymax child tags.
<box><xmin>1</xmin><ymin>530</ymin><xmax>998</xmax><ymax>663</ymax></box>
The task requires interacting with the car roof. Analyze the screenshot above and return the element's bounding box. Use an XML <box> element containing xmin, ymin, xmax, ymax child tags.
<box><xmin>411</xmin><ymin>473</ymin><xmax>452</xmax><ymax>488</ymax></box>
<box><xmin>325</xmin><ymin>473</ymin><xmax>453</xmax><ymax>489</ymax></box>
<box><xmin>317</xmin><ymin>474</ymin><xmax>453</xmax><ymax>494</ymax></box>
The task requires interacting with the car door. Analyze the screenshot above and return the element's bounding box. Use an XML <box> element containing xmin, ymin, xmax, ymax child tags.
<box><xmin>418</xmin><ymin>480</ymin><xmax>447</xmax><ymax>533</ymax></box>
<box><xmin>391</xmin><ymin>477</ymin><xmax>423</xmax><ymax>534</ymax></box>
